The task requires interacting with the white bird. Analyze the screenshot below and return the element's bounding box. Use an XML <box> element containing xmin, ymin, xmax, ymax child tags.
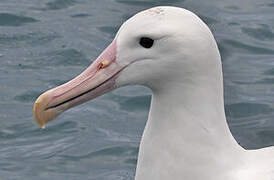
<box><xmin>33</xmin><ymin>6</ymin><xmax>274</xmax><ymax>180</ymax></box>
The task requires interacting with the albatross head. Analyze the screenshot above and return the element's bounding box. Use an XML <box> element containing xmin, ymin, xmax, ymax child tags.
<box><xmin>33</xmin><ymin>6</ymin><xmax>221</xmax><ymax>128</ymax></box>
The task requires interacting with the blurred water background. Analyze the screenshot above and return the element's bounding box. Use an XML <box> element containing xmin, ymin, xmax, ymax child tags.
<box><xmin>0</xmin><ymin>0</ymin><xmax>274</xmax><ymax>179</ymax></box>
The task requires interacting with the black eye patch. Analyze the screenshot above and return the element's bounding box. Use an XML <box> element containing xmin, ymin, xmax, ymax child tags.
<box><xmin>139</xmin><ymin>37</ymin><xmax>154</xmax><ymax>48</ymax></box>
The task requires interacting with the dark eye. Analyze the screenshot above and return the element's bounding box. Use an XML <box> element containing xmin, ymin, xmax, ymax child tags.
<box><xmin>139</xmin><ymin>37</ymin><xmax>154</xmax><ymax>48</ymax></box>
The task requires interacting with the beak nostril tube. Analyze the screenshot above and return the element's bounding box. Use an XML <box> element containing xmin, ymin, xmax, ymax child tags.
<box><xmin>98</xmin><ymin>60</ymin><xmax>110</xmax><ymax>70</ymax></box>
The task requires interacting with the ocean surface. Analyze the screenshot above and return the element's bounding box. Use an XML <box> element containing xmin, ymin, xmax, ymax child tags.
<box><xmin>0</xmin><ymin>0</ymin><xmax>274</xmax><ymax>179</ymax></box>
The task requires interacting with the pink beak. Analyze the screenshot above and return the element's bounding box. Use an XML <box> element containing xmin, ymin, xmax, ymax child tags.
<box><xmin>33</xmin><ymin>39</ymin><xmax>123</xmax><ymax>128</ymax></box>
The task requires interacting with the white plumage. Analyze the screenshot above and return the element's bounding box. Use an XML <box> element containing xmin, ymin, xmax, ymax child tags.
<box><xmin>115</xmin><ymin>6</ymin><xmax>274</xmax><ymax>180</ymax></box>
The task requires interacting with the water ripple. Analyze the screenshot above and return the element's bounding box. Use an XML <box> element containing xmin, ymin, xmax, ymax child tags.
<box><xmin>0</xmin><ymin>13</ymin><xmax>38</xmax><ymax>26</ymax></box>
<box><xmin>264</xmin><ymin>68</ymin><xmax>274</xmax><ymax>75</ymax></box>
<box><xmin>98</xmin><ymin>26</ymin><xmax>120</xmax><ymax>38</ymax></box>
<box><xmin>268</xmin><ymin>3</ymin><xmax>274</xmax><ymax>7</ymax></box>
<box><xmin>116</xmin><ymin>95</ymin><xmax>151</xmax><ymax>112</ymax></box>
<box><xmin>255</xmin><ymin>78</ymin><xmax>274</xmax><ymax>84</ymax></box>
<box><xmin>14</xmin><ymin>91</ymin><xmax>41</xmax><ymax>103</ymax></box>
<box><xmin>225</xmin><ymin>103</ymin><xmax>273</xmax><ymax>118</ymax></box>
<box><xmin>33</xmin><ymin>49</ymin><xmax>90</xmax><ymax>67</ymax></box>
<box><xmin>59</xmin><ymin>146</ymin><xmax>138</xmax><ymax>162</ymax></box>
<box><xmin>222</xmin><ymin>39</ymin><xmax>274</xmax><ymax>54</ymax></box>
<box><xmin>198</xmin><ymin>14</ymin><xmax>218</xmax><ymax>25</ymax></box>
<box><xmin>45</xmin><ymin>0</ymin><xmax>77</xmax><ymax>10</ymax></box>
<box><xmin>0</xmin><ymin>32</ymin><xmax>60</xmax><ymax>48</ymax></box>
<box><xmin>241</xmin><ymin>24</ymin><xmax>274</xmax><ymax>41</ymax></box>
<box><xmin>115</xmin><ymin>0</ymin><xmax>182</xmax><ymax>6</ymax></box>
<box><xmin>70</xmin><ymin>13</ymin><xmax>90</xmax><ymax>18</ymax></box>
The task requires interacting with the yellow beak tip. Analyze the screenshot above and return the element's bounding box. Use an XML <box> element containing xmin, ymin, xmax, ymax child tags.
<box><xmin>33</xmin><ymin>93</ymin><xmax>54</xmax><ymax>128</ymax></box>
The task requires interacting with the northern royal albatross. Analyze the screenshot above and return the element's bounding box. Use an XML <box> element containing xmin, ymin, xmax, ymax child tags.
<box><xmin>33</xmin><ymin>6</ymin><xmax>274</xmax><ymax>180</ymax></box>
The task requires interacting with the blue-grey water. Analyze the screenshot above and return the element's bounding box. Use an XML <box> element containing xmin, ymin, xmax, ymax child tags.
<box><xmin>0</xmin><ymin>0</ymin><xmax>274</xmax><ymax>179</ymax></box>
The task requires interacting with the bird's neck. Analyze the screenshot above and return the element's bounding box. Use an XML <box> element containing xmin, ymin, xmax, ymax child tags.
<box><xmin>148</xmin><ymin>85</ymin><xmax>241</xmax><ymax>151</ymax></box>
<box><xmin>136</xmin><ymin>72</ymin><xmax>246</xmax><ymax>180</ymax></box>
